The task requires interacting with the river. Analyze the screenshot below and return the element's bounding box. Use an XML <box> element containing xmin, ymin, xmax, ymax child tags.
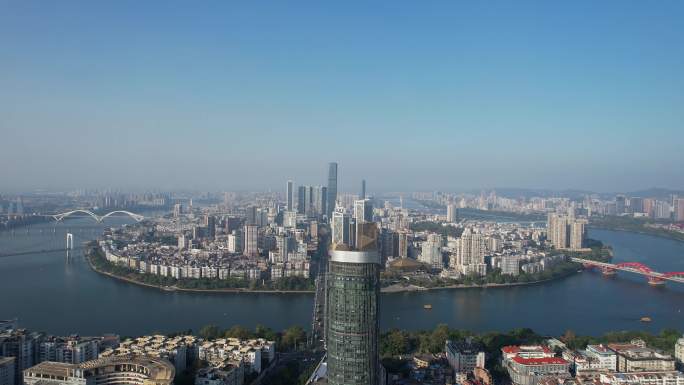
<box><xmin>0</xmin><ymin>218</ymin><xmax>682</xmax><ymax>337</ymax></box>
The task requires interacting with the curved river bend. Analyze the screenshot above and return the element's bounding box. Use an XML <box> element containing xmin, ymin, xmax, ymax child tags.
<box><xmin>1</xmin><ymin>219</ymin><xmax>683</xmax><ymax>337</ymax></box>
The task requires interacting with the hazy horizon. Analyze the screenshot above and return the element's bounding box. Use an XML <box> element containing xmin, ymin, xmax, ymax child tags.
<box><xmin>2</xmin><ymin>1</ymin><xmax>683</xmax><ymax>192</ymax></box>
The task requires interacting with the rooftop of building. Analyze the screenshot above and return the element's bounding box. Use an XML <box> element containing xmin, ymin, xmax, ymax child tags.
<box><xmin>502</xmin><ymin>345</ymin><xmax>553</xmax><ymax>355</ymax></box>
<box><xmin>446</xmin><ymin>339</ymin><xmax>484</xmax><ymax>353</ymax></box>
<box><xmin>196</xmin><ymin>362</ymin><xmax>243</xmax><ymax>378</ymax></box>
<box><xmin>24</xmin><ymin>361</ymin><xmax>78</xmax><ymax>378</ymax></box>
<box><xmin>511</xmin><ymin>357</ymin><xmax>568</xmax><ymax>366</ymax></box>
<box><xmin>586</xmin><ymin>344</ymin><xmax>614</xmax><ymax>355</ymax></box>
<box><xmin>607</xmin><ymin>344</ymin><xmax>673</xmax><ymax>360</ymax></box>
<box><xmin>78</xmin><ymin>355</ymin><xmax>175</xmax><ymax>381</ymax></box>
<box><xmin>601</xmin><ymin>371</ymin><xmax>684</xmax><ymax>380</ymax></box>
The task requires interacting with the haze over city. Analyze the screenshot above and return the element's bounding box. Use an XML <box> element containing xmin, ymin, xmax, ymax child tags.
<box><xmin>4</xmin><ymin>2</ymin><xmax>684</xmax><ymax>385</ymax></box>
<box><xmin>2</xmin><ymin>1</ymin><xmax>683</xmax><ymax>193</ymax></box>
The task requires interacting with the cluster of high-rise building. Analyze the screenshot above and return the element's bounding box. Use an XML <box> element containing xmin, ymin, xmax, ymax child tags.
<box><xmin>0</xmin><ymin>198</ymin><xmax>24</xmax><ymax>218</ymax></box>
<box><xmin>0</xmin><ymin>323</ymin><xmax>118</xmax><ymax>385</ymax></box>
<box><xmin>325</xmin><ymin>201</ymin><xmax>383</xmax><ymax>385</ymax></box>
<box><xmin>96</xmin><ymin>162</ymin><xmax>379</xmax><ymax>288</ymax></box>
<box><xmin>547</xmin><ymin>213</ymin><xmax>588</xmax><ymax>251</ymax></box>
<box><xmin>450</xmin><ymin>228</ymin><xmax>487</xmax><ymax>276</ymax></box>
<box><xmin>424</xmin><ymin>190</ymin><xmax>684</xmax><ymax>223</ymax></box>
<box><xmin>377</xmin><ymin>218</ymin><xmax>563</xmax><ymax>281</ymax></box>
<box><xmin>0</xmin><ymin>320</ymin><xmax>275</xmax><ymax>385</ymax></box>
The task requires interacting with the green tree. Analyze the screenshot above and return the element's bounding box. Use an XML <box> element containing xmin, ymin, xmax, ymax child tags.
<box><xmin>382</xmin><ymin>329</ymin><xmax>410</xmax><ymax>357</ymax></box>
<box><xmin>429</xmin><ymin>324</ymin><xmax>450</xmax><ymax>353</ymax></box>
<box><xmin>225</xmin><ymin>325</ymin><xmax>252</xmax><ymax>339</ymax></box>
<box><xmin>282</xmin><ymin>326</ymin><xmax>306</xmax><ymax>351</ymax></box>
<box><xmin>255</xmin><ymin>324</ymin><xmax>277</xmax><ymax>341</ymax></box>
<box><xmin>198</xmin><ymin>325</ymin><xmax>221</xmax><ymax>340</ymax></box>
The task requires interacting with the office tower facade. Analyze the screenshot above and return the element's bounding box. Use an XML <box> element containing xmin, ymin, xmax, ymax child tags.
<box><xmin>420</xmin><ymin>233</ymin><xmax>443</xmax><ymax>269</ymax></box>
<box><xmin>227</xmin><ymin>231</ymin><xmax>242</xmax><ymax>253</ymax></box>
<box><xmin>256</xmin><ymin>207</ymin><xmax>269</xmax><ymax>227</ymax></box>
<box><xmin>283</xmin><ymin>210</ymin><xmax>297</xmax><ymax>228</ymax></box>
<box><xmin>243</xmin><ymin>225</ymin><xmax>258</xmax><ymax>256</ymax></box>
<box><xmin>312</xmin><ymin>186</ymin><xmax>328</xmax><ymax>218</ymax></box>
<box><xmin>348</xmin><ymin>218</ymin><xmax>357</xmax><ymax>250</ymax></box>
<box><xmin>205</xmin><ymin>215</ymin><xmax>216</xmax><ymax>239</ymax></box>
<box><xmin>326</xmin><ymin>222</ymin><xmax>381</xmax><ymax>385</ymax></box>
<box><xmin>615</xmin><ymin>195</ymin><xmax>626</xmax><ymax>215</ymax></box>
<box><xmin>286</xmin><ymin>180</ymin><xmax>294</xmax><ymax>211</ymax></box>
<box><xmin>630</xmin><ymin>197</ymin><xmax>644</xmax><ymax>214</ymax></box>
<box><xmin>360</xmin><ymin>179</ymin><xmax>366</xmax><ymax>200</ymax></box>
<box><xmin>452</xmin><ymin>229</ymin><xmax>487</xmax><ymax>276</ymax></box>
<box><xmin>397</xmin><ymin>232</ymin><xmax>409</xmax><ymax>258</ymax></box>
<box><xmin>246</xmin><ymin>206</ymin><xmax>257</xmax><ymax>226</ymax></box>
<box><xmin>327</xmin><ymin>162</ymin><xmax>338</xmax><ymax>218</ymax></box>
<box><xmin>304</xmin><ymin>186</ymin><xmax>314</xmax><ymax>217</ymax></box>
<box><xmin>447</xmin><ymin>204</ymin><xmax>457</xmax><ymax>223</ymax></box>
<box><xmin>380</xmin><ymin>229</ymin><xmax>398</xmax><ymax>261</ymax></box>
<box><xmin>331</xmin><ymin>208</ymin><xmax>350</xmax><ymax>246</ymax></box>
<box><xmin>297</xmin><ymin>186</ymin><xmax>306</xmax><ymax>215</ymax></box>
<box><xmin>353</xmin><ymin>199</ymin><xmax>373</xmax><ymax>223</ymax></box>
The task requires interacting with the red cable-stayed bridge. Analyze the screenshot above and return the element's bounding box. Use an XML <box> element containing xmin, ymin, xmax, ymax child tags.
<box><xmin>572</xmin><ymin>257</ymin><xmax>684</xmax><ymax>286</ymax></box>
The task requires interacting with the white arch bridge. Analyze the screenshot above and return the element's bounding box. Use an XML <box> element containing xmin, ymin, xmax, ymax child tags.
<box><xmin>52</xmin><ymin>210</ymin><xmax>145</xmax><ymax>223</ymax></box>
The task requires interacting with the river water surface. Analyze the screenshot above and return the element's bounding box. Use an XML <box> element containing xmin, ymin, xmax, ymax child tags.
<box><xmin>1</xmin><ymin>218</ymin><xmax>683</xmax><ymax>337</ymax></box>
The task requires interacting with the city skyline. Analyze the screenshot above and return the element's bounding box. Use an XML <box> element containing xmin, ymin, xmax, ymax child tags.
<box><xmin>2</xmin><ymin>1</ymin><xmax>684</xmax><ymax>192</ymax></box>
<box><xmin>3</xmin><ymin>2</ymin><xmax>684</xmax><ymax>385</ymax></box>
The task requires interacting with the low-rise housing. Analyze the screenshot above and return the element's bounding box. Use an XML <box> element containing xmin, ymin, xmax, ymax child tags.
<box><xmin>502</xmin><ymin>346</ymin><xmax>570</xmax><ymax>385</ymax></box>
<box><xmin>608</xmin><ymin>343</ymin><xmax>676</xmax><ymax>373</ymax></box>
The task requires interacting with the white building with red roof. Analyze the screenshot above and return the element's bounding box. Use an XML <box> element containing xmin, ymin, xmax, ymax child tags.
<box><xmin>501</xmin><ymin>345</ymin><xmax>570</xmax><ymax>385</ymax></box>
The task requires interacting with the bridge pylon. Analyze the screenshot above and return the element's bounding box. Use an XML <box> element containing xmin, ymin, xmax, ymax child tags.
<box><xmin>66</xmin><ymin>233</ymin><xmax>74</xmax><ymax>250</ymax></box>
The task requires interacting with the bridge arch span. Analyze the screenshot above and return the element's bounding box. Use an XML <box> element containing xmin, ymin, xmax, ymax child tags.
<box><xmin>99</xmin><ymin>210</ymin><xmax>145</xmax><ymax>222</ymax></box>
<box><xmin>615</xmin><ymin>262</ymin><xmax>653</xmax><ymax>274</ymax></box>
<box><xmin>52</xmin><ymin>210</ymin><xmax>145</xmax><ymax>223</ymax></box>
<box><xmin>53</xmin><ymin>210</ymin><xmax>100</xmax><ymax>222</ymax></box>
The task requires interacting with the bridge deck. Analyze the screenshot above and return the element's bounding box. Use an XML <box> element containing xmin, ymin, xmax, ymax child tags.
<box><xmin>572</xmin><ymin>257</ymin><xmax>684</xmax><ymax>283</ymax></box>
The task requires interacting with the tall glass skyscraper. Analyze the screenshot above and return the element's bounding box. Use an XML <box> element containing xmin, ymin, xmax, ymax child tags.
<box><xmin>326</xmin><ymin>222</ymin><xmax>380</xmax><ymax>385</ymax></box>
<box><xmin>327</xmin><ymin>162</ymin><xmax>338</xmax><ymax>218</ymax></box>
<box><xmin>286</xmin><ymin>180</ymin><xmax>294</xmax><ymax>211</ymax></box>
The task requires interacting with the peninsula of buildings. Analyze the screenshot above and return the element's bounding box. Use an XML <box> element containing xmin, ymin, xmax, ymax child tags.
<box><xmin>75</xmin><ymin>163</ymin><xmax>619</xmax><ymax>294</ymax></box>
<box><xmin>86</xmin><ymin>189</ymin><xmax>605</xmax><ymax>293</ymax></box>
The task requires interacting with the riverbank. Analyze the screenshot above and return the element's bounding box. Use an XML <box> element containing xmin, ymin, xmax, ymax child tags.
<box><xmin>381</xmin><ymin>270</ymin><xmax>579</xmax><ymax>293</ymax></box>
<box><xmin>589</xmin><ymin>224</ymin><xmax>684</xmax><ymax>243</ymax></box>
<box><xmin>589</xmin><ymin>215</ymin><xmax>684</xmax><ymax>243</ymax></box>
<box><xmin>85</xmin><ymin>250</ymin><xmax>317</xmax><ymax>294</ymax></box>
<box><xmin>86</xmin><ymin>248</ymin><xmax>580</xmax><ymax>295</ymax></box>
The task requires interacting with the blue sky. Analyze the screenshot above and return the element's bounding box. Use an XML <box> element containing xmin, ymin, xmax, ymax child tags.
<box><xmin>1</xmin><ymin>1</ymin><xmax>683</xmax><ymax>193</ymax></box>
